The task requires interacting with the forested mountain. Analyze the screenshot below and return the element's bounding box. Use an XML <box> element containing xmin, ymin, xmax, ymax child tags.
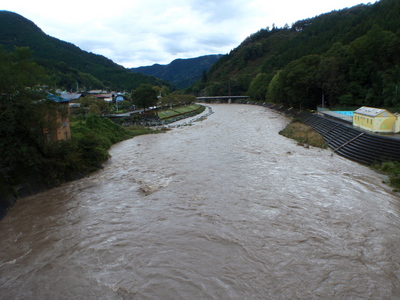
<box><xmin>130</xmin><ymin>55</ymin><xmax>223</xmax><ymax>89</ymax></box>
<box><xmin>2</xmin><ymin>0</ymin><xmax>399</xmax><ymax>107</ymax></box>
<box><xmin>0</xmin><ymin>11</ymin><xmax>173</xmax><ymax>91</ymax></box>
<box><xmin>190</xmin><ymin>0</ymin><xmax>400</xmax><ymax>110</ymax></box>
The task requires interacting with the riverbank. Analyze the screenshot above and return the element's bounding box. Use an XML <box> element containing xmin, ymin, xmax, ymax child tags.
<box><xmin>0</xmin><ymin>118</ymin><xmax>157</xmax><ymax>220</ymax></box>
<box><xmin>0</xmin><ymin>104</ymin><xmax>210</xmax><ymax>220</ymax></box>
<box><xmin>157</xmin><ymin>104</ymin><xmax>204</xmax><ymax>119</ymax></box>
<box><xmin>158</xmin><ymin>104</ymin><xmax>213</xmax><ymax>128</ymax></box>
<box><xmin>2</xmin><ymin>104</ymin><xmax>398</xmax><ymax>299</ymax></box>
<box><xmin>110</xmin><ymin>104</ymin><xmax>207</xmax><ymax>127</ymax></box>
<box><xmin>276</xmin><ymin>109</ymin><xmax>400</xmax><ymax>191</ymax></box>
<box><xmin>279</xmin><ymin>120</ymin><xmax>327</xmax><ymax>148</ymax></box>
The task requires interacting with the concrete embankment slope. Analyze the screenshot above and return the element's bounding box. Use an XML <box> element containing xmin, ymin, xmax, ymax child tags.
<box><xmin>266</xmin><ymin>104</ymin><xmax>400</xmax><ymax>165</ymax></box>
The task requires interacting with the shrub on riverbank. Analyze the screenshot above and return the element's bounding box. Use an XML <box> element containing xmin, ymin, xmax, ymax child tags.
<box><xmin>71</xmin><ymin>115</ymin><xmax>133</xmax><ymax>170</ymax></box>
<box><xmin>372</xmin><ymin>161</ymin><xmax>400</xmax><ymax>191</ymax></box>
<box><xmin>1</xmin><ymin>114</ymin><xmax>157</xmax><ymax>217</ymax></box>
<box><xmin>279</xmin><ymin>121</ymin><xmax>327</xmax><ymax>148</ymax></box>
<box><xmin>70</xmin><ymin>114</ymin><xmax>159</xmax><ymax>172</ymax></box>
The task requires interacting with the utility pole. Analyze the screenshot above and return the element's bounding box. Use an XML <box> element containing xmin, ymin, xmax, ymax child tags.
<box><xmin>228</xmin><ymin>78</ymin><xmax>232</xmax><ymax>104</ymax></box>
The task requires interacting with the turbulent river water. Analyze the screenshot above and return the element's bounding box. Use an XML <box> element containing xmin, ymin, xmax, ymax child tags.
<box><xmin>1</xmin><ymin>104</ymin><xmax>400</xmax><ymax>299</ymax></box>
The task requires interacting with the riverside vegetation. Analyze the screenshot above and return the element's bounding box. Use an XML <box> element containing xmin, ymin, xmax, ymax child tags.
<box><xmin>157</xmin><ymin>104</ymin><xmax>204</xmax><ymax>119</ymax></box>
<box><xmin>0</xmin><ymin>47</ymin><xmax>202</xmax><ymax>217</ymax></box>
<box><xmin>279</xmin><ymin>119</ymin><xmax>327</xmax><ymax>149</ymax></box>
<box><xmin>373</xmin><ymin>161</ymin><xmax>400</xmax><ymax>192</ymax></box>
<box><xmin>1</xmin><ymin>99</ymin><xmax>206</xmax><ymax>218</ymax></box>
<box><xmin>0</xmin><ymin>113</ymin><xmax>157</xmax><ymax>217</ymax></box>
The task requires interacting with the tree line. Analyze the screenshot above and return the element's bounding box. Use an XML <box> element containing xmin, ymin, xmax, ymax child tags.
<box><xmin>0</xmin><ymin>47</ymin><xmax>156</xmax><ymax>212</ymax></box>
<box><xmin>266</xmin><ymin>25</ymin><xmax>400</xmax><ymax>109</ymax></box>
<box><xmin>190</xmin><ymin>0</ymin><xmax>400</xmax><ymax>110</ymax></box>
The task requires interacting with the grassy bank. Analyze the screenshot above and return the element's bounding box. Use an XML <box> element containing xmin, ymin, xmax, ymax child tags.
<box><xmin>157</xmin><ymin>104</ymin><xmax>204</xmax><ymax>119</ymax></box>
<box><xmin>1</xmin><ymin>115</ymin><xmax>159</xmax><ymax>217</ymax></box>
<box><xmin>70</xmin><ymin>115</ymin><xmax>159</xmax><ymax>172</ymax></box>
<box><xmin>279</xmin><ymin>120</ymin><xmax>327</xmax><ymax>148</ymax></box>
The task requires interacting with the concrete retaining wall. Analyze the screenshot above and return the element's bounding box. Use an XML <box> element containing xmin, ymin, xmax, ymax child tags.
<box><xmin>265</xmin><ymin>103</ymin><xmax>400</xmax><ymax>165</ymax></box>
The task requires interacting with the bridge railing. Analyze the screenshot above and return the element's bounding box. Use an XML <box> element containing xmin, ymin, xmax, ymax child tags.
<box><xmin>196</xmin><ymin>96</ymin><xmax>249</xmax><ymax>102</ymax></box>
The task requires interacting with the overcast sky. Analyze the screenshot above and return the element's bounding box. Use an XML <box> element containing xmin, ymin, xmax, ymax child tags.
<box><xmin>3</xmin><ymin>0</ymin><xmax>372</xmax><ymax>68</ymax></box>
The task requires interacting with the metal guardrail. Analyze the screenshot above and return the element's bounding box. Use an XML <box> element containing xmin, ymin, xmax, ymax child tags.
<box><xmin>318</xmin><ymin>110</ymin><xmax>353</xmax><ymax>123</ymax></box>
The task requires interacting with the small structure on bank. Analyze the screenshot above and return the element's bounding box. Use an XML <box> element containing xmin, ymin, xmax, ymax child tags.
<box><xmin>353</xmin><ymin>106</ymin><xmax>400</xmax><ymax>133</ymax></box>
<box><xmin>43</xmin><ymin>94</ymin><xmax>72</xmax><ymax>141</ymax></box>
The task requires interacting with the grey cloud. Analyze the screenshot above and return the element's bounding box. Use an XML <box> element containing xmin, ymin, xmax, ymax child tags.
<box><xmin>9</xmin><ymin>0</ymin><xmax>367</xmax><ymax>68</ymax></box>
<box><xmin>191</xmin><ymin>0</ymin><xmax>245</xmax><ymax>22</ymax></box>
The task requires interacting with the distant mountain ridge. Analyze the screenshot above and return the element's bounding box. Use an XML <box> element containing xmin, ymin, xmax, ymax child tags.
<box><xmin>130</xmin><ymin>55</ymin><xmax>223</xmax><ymax>89</ymax></box>
<box><xmin>0</xmin><ymin>10</ymin><xmax>172</xmax><ymax>91</ymax></box>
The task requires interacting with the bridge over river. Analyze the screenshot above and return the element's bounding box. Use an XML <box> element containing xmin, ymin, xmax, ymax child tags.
<box><xmin>196</xmin><ymin>96</ymin><xmax>249</xmax><ymax>103</ymax></box>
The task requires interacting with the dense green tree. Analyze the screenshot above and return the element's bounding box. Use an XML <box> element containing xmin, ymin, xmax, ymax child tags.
<box><xmin>317</xmin><ymin>43</ymin><xmax>350</xmax><ymax>107</ymax></box>
<box><xmin>76</xmin><ymin>95</ymin><xmax>111</xmax><ymax>115</ymax></box>
<box><xmin>160</xmin><ymin>85</ymin><xmax>171</xmax><ymax>97</ymax></box>
<box><xmin>205</xmin><ymin>82</ymin><xmax>224</xmax><ymax>96</ymax></box>
<box><xmin>0</xmin><ymin>47</ymin><xmax>52</xmax><ymax>168</ymax></box>
<box><xmin>266</xmin><ymin>21</ymin><xmax>400</xmax><ymax>110</ymax></box>
<box><xmin>201</xmin><ymin>70</ymin><xmax>207</xmax><ymax>83</ymax></box>
<box><xmin>131</xmin><ymin>84</ymin><xmax>158</xmax><ymax>112</ymax></box>
<box><xmin>277</xmin><ymin>55</ymin><xmax>321</xmax><ymax>108</ymax></box>
<box><xmin>159</xmin><ymin>93</ymin><xmax>196</xmax><ymax>107</ymax></box>
<box><xmin>345</xmin><ymin>25</ymin><xmax>400</xmax><ymax>107</ymax></box>
<box><xmin>266</xmin><ymin>71</ymin><xmax>286</xmax><ymax>105</ymax></box>
<box><xmin>248</xmin><ymin>73</ymin><xmax>272</xmax><ymax>100</ymax></box>
<box><xmin>317</xmin><ymin>56</ymin><xmax>348</xmax><ymax>107</ymax></box>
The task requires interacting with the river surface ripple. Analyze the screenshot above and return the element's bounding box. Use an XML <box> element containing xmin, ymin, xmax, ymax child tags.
<box><xmin>1</xmin><ymin>104</ymin><xmax>400</xmax><ymax>299</ymax></box>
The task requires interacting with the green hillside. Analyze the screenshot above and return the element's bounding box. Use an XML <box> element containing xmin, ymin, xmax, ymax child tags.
<box><xmin>130</xmin><ymin>55</ymin><xmax>223</xmax><ymax>89</ymax></box>
<box><xmin>0</xmin><ymin>10</ymin><xmax>173</xmax><ymax>91</ymax></box>
<box><xmin>190</xmin><ymin>0</ymin><xmax>400</xmax><ymax>110</ymax></box>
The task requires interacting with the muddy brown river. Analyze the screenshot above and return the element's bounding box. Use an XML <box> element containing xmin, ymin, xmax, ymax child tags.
<box><xmin>1</xmin><ymin>104</ymin><xmax>400</xmax><ymax>299</ymax></box>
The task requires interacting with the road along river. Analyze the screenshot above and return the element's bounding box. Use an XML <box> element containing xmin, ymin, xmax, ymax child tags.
<box><xmin>1</xmin><ymin>104</ymin><xmax>400</xmax><ymax>299</ymax></box>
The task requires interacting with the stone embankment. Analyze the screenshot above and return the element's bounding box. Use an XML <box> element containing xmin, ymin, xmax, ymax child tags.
<box><xmin>110</xmin><ymin>105</ymin><xmax>211</xmax><ymax>127</ymax></box>
<box><xmin>161</xmin><ymin>105</ymin><xmax>213</xmax><ymax>128</ymax></box>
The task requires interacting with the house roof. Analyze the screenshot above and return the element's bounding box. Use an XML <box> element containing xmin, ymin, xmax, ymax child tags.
<box><xmin>93</xmin><ymin>93</ymin><xmax>113</xmax><ymax>98</ymax></box>
<box><xmin>61</xmin><ymin>93</ymin><xmax>82</xmax><ymax>101</ymax></box>
<box><xmin>47</xmin><ymin>93</ymin><xmax>71</xmax><ymax>103</ymax></box>
<box><xmin>354</xmin><ymin>106</ymin><xmax>389</xmax><ymax>117</ymax></box>
<box><xmin>88</xmin><ymin>90</ymin><xmax>106</xmax><ymax>94</ymax></box>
